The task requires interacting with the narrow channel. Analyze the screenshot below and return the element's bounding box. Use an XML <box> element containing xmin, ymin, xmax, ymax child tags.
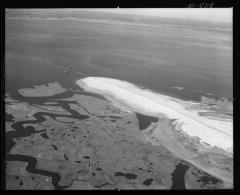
<box><xmin>171</xmin><ymin>163</ymin><xmax>189</xmax><ymax>189</ymax></box>
<box><xmin>5</xmin><ymin>90</ymin><xmax>95</xmax><ymax>189</ymax></box>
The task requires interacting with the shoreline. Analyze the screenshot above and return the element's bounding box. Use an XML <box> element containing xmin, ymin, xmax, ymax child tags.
<box><xmin>76</xmin><ymin>77</ymin><xmax>233</xmax><ymax>153</ymax></box>
<box><xmin>76</xmin><ymin>76</ymin><xmax>233</xmax><ymax>187</ymax></box>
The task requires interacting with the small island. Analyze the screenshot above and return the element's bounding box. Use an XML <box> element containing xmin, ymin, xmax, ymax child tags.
<box><xmin>18</xmin><ymin>82</ymin><xmax>67</xmax><ymax>97</ymax></box>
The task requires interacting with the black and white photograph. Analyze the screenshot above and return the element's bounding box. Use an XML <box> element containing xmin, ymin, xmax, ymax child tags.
<box><xmin>3</xmin><ymin>6</ymin><xmax>235</xmax><ymax>190</ymax></box>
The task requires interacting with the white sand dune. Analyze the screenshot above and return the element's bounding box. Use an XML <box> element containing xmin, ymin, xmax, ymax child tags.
<box><xmin>76</xmin><ymin>77</ymin><xmax>233</xmax><ymax>153</ymax></box>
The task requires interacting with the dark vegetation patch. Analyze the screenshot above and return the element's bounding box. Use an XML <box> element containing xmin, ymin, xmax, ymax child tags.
<box><xmin>142</xmin><ymin>178</ymin><xmax>153</xmax><ymax>186</ymax></box>
<box><xmin>135</xmin><ymin>113</ymin><xmax>159</xmax><ymax>130</ymax></box>
<box><xmin>115</xmin><ymin>172</ymin><xmax>137</xmax><ymax>180</ymax></box>
<box><xmin>40</xmin><ymin>133</ymin><xmax>49</xmax><ymax>139</ymax></box>
<box><xmin>197</xmin><ymin>174</ymin><xmax>221</xmax><ymax>185</ymax></box>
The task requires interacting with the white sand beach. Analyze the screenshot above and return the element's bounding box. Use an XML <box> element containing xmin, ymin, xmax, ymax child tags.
<box><xmin>76</xmin><ymin>77</ymin><xmax>233</xmax><ymax>153</ymax></box>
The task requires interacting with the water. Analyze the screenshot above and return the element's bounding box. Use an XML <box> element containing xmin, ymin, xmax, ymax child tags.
<box><xmin>135</xmin><ymin>112</ymin><xmax>159</xmax><ymax>130</ymax></box>
<box><xmin>142</xmin><ymin>178</ymin><xmax>154</xmax><ymax>186</ymax></box>
<box><xmin>6</xmin><ymin>12</ymin><xmax>232</xmax><ymax>101</ymax></box>
<box><xmin>5</xmin><ymin>10</ymin><xmax>232</xmax><ymax>189</ymax></box>
<box><xmin>6</xmin><ymin>154</ymin><xmax>66</xmax><ymax>190</ymax></box>
<box><xmin>115</xmin><ymin>172</ymin><xmax>138</xmax><ymax>179</ymax></box>
<box><xmin>171</xmin><ymin>163</ymin><xmax>189</xmax><ymax>189</ymax></box>
<box><xmin>5</xmin><ymin>90</ymin><xmax>96</xmax><ymax>189</ymax></box>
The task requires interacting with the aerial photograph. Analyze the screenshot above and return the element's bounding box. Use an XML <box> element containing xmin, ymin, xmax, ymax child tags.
<box><xmin>5</xmin><ymin>8</ymin><xmax>233</xmax><ymax>190</ymax></box>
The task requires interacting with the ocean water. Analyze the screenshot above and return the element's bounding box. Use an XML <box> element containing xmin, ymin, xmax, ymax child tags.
<box><xmin>5</xmin><ymin>10</ymin><xmax>233</xmax><ymax>189</ymax></box>
<box><xmin>5</xmin><ymin>10</ymin><xmax>232</xmax><ymax>101</ymax></box>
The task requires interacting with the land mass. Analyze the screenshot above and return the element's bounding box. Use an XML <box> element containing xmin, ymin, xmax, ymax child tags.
<box><xmin>76</xmin><ymin>77</ymin><xmax>233</xmax><ymax>187</ymax></box>
<box><xmin>6</xmin><ymin>81</ymin><xmax>232</xmax><ymax>189</ymax></box>
<box><xmin>18</xmin><ymin>82</ymin><xmax>67</xmax><ymax>97</ymax></box>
